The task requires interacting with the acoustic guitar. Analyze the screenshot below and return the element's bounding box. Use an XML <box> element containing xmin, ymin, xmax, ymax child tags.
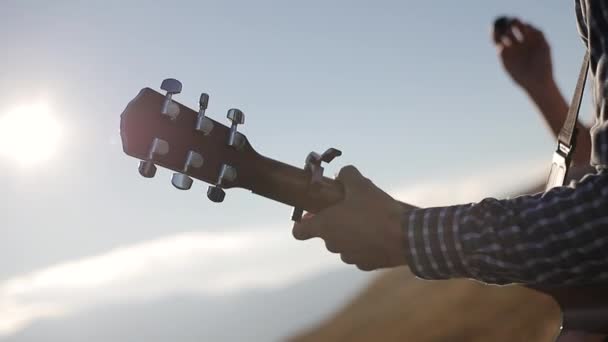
<box><xmin>120</xmin><ymin>80</ymin><xmax>608</xmax><ymax>341</ymax></box>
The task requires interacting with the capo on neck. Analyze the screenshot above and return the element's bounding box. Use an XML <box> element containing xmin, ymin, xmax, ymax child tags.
<box><xmin>291</xmin><ymin>148</ymin><xmax>342</xmax><ymax>222</ymax></box>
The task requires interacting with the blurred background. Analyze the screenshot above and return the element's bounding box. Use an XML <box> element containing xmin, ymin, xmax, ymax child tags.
<box><xmin>0</xmin><ymin>0</ymin><xmax>590</xmax><ymax>341</ymax></box>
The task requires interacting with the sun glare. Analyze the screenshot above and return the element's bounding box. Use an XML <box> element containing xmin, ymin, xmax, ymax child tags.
<box><xmin>0</xmin><ymin>103</ymin><xmax>62</xmax><ymax>165</ymax></box>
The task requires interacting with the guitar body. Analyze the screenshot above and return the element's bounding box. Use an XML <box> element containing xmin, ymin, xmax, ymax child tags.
<box><xmin>120</xmin><ymin>85</ymin><xmax>608</xmax><ymax>339</ymax></box>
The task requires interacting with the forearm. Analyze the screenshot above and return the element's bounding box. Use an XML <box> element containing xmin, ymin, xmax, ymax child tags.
<box><xmin>525</xmin><ymin>80</ymin><xmax>569</xmax><ymax>136</ymax></box>
<box><xmin>525</xmin><ymin>80</ymin><xmax>592</xmax><ymax>166</ymax></box>
<box><xmin>402</xmin><ymin>170</ymin><xmax>608</xmax><ymax>285</ymax></box>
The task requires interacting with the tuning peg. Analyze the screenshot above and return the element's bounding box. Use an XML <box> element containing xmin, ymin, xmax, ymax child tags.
<box><xmin>227</xmin><ymin>108</ymin><xmax>245</xmax><ymax>149</ymax></box>
<box><xmin>171</xmin><ymin>173</ymin><xmax>193</xmax><ymax>190</ymax></box>
<box><xmin>138</xmin><ymin>138</ymin><xmax>169</xmax><ymax>179</ymax></box>
<box><xmin>207</xmin><ymin>186</ymin><xmax>226</xmax><ymax>203</ymax></box>
<box><xmin>195</xmin><ymin>93</ymin><xmax>214</xmax><ymax>135</ymax></box>
<box><xmin>139</xmin><ymin>160</ymin><xmax>157</xmax><ymax>178</ymax></box>
<box><xmin>206</xmin><ymin>164</ymin><xmax>237</xmax><ymax>203</ymax></box>
<box><xmin>149</xmin><ymin>137</ymin><xmax>170</xmax><ymax>157</ymax></box>
<box><xmin>199</xmin><ymin>93</ymin><xmax>209</xmax><ymax>110</ymax></box>
<box><xmin>171</xmin><ymin>151</ymin><xmax>204</xmax><ymax>190</ymax></box>
<box><xmin>160</xmin><ymin>78</ymin><xmax>182</xmax><ymax>119</ymax></box>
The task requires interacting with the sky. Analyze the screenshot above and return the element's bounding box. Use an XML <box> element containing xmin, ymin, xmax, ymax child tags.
<box><xmin>0</xmin><ymin>0</ymin><xmax>593</xmax><ymax>340</ymax></box>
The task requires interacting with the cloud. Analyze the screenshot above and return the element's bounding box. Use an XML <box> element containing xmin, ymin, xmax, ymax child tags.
<box><xmin>0</xmin><ymin>228</ymin><xmax>341</xmax><ymax>336</ymax></box>
<box><xmin>390</xmin><ymin>159</ymin><xmax>548</xmax><ymax>207</ymax></box>
<box><xmin>0</xmin><ymin>158</ymin><xmax>550</xmax><ymax>337</ymax></box>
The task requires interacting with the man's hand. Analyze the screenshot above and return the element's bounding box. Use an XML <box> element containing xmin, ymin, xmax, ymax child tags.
<box><xmin>493</xmin><ymin>17</ymin><xmax>554</xmax><ymax>92</ymax></box>
<box><xmin>292</xmin><ymin>165</ymin><xmax>408</xmax><ymax>271</ymax></box>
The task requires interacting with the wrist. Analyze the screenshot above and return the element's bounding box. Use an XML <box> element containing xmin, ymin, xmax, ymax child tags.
<box><xmin>522</xmin><ymin>77</ymin><xmax>569</xmax><ymax>137</ymax></box>
<box><xmin>386</xmin><ymin>199</ymin><xmax>409</xmax><ymax>267</ymax></box>
<box><xmin>521</xmin><ymin>76</ymin><xmax>560</xmax><ymax>99</ymax></box>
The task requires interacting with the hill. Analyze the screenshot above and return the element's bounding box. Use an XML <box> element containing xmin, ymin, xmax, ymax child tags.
<box><xmin>290</xmin><ymin>267</ymin><xmax>562</xmax><ymax>342</ymax></box>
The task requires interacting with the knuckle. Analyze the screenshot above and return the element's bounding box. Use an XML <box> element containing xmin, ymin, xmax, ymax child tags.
<box><xmin>325</xmin><ymin>240</ymin><xmax>340</xmax><ymax>253</ymax></box>
<box><xmin>292</xmin><ymin>227</ymin><xmax>306</xmax><ymax>240</ymax></box>
<box><xmin>292</xmin><ymin>224</ymin><xmax>313</xmax><ymax>241</ymax></box>
<box><xmin>356</xmin><ymin>263</ymin><xmax>375</xmax><ymax>271</ymax></box>
<box><xmin>340</xmin><ymin>253</ymin><xmax>355</xmax><ymax>265</ymax></box>
<box><xmin>338</xmin><ymin>165</ymin><xmax>357</xmax><ymax>179</ymax></box>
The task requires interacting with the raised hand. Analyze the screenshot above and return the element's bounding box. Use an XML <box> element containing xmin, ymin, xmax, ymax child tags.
<box><xmin>492</xmin><ymin>17</ymin><xmax>593</xmax><ymax>166</ymax></box>
<box><xmin>493</xmin><ymin>17</ymin><xmax>554</xmax><ymax>92</ymax></box>
<box><xmin>292</xmin><ymin>165</ymin><xmax>409</xmax><ymax>271</ymax></box>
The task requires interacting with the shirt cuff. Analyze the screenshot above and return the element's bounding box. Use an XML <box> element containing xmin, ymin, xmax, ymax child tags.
<box><xmin>402</xmin><ymin>205</ymin><xmax>473</xmax><ymax>280</ymax></box>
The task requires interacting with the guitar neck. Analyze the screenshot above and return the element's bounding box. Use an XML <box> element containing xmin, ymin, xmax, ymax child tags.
<box><xmin>245</xmin><ymin>153</ymin><xmax>344</xmax><ymax>213</ymax></box>
<box><xmin>244</xmin><ymin>153</ymin><xmax>418</xmax><ymax>214</ymax></box>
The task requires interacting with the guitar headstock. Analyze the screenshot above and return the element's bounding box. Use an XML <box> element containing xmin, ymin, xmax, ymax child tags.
<box><xmin>121</xmin><ymin>78</ymin><xmax>345</xmax><ymax>216</ymax></box>
<box><xmin>120</xmin><ymin>79</ymin><xmax>259</xmax><ymax>203</ymax></box>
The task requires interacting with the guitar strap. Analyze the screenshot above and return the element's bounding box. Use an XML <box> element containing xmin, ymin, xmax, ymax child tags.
<box><xmin>545</xmin><ymin>51</ymin><xmax>590</xmax><ymax>191</ymax></box>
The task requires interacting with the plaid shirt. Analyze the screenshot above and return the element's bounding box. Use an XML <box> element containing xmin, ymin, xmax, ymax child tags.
<box><xmin>403</xmin><ymin>0</ymin><xmax>608</xmax><ymax>286</ymax></box>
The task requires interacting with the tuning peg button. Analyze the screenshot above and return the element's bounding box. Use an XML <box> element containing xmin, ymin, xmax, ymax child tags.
<box><xmin>199</xmin><ymin>93</ymin><xmax>209</xmax><ymax>110</ymax></box>
<box><xmin>161</xmin><ymin>78</ymin><xmax>182</xmax><ymax>93</ymax></box>
<box><xmin>171</xmin><ymin>173</ymin><xmax>193</xmax><ymax>190</ymax></box>
<box><xmin>207</xmin><ymin>186</ymin><xmax>226</xmax><ymax>203</ymax></box>
<box><xmin>160</xmin><ymin>78</ymin><xmax>182</xmax><ymax>119</ymax></box>
<box><xmin>139</xmin><ymin>160</ymin><xmax>157</xmax><ymax>178</ymax></box>
<box><xmin>227</xmin><ymin>108</ymin><xmax>245</xmax><ymax>124</ymax></box>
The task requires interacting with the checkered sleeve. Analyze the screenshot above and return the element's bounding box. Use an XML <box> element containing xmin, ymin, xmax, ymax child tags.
<box><xmin>403</xmin><ymin>170</ymin><xmax>608</xmax><ymax>285</ymax></box>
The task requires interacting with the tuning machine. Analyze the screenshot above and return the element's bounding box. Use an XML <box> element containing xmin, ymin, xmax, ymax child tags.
<box><xmin>195</xmin><ymin>93</ymin><xmax>215</xmax><ymax>135</ymax></box>
<box><xmin>160</xmin><ymin>78</ymin><xmax>182</xmax><ymax>119</ymax></box>
<box><xmin>291</xmin><ymin>147</ymin><xmax>342</xmax><ymax>222</ymax></box>
<box><xmin>207</xmin><ymin>164</ymin><xmax>237</xmax><ymax>203</ymax></box>
<box><xmin>138</xmin><ymin>138</ymin><xmax>170</xmax><ymax>178</ymax></box>
<box><xmin>171</xmin><ymin>151</ymin><xmax>204</xmax><ymax>190</ymax></box>
<box><xmin>227</xmin><ymin>108</ymin><xmax>245</xmax><ymax>149</ymax></box>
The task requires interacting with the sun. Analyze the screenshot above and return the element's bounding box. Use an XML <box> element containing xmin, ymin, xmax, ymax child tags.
<box><xmin>0</xmin><ymin>103</ymin><xmax>62</xmax><ymax>165</ymax></box>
